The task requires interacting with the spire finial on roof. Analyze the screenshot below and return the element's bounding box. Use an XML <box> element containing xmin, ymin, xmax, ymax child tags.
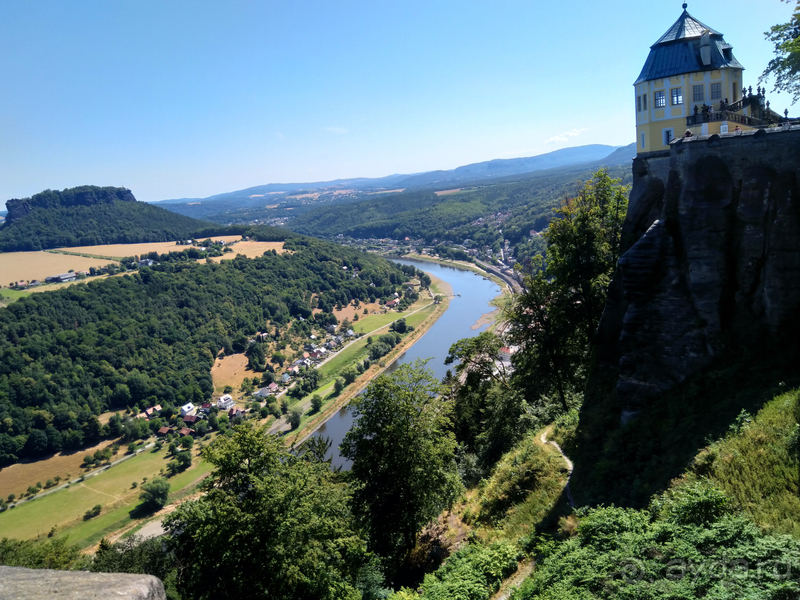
<box><xmin>682</xmin><ymin>2</ymin><xmax>687</xmax><ymax>8</ymax></box>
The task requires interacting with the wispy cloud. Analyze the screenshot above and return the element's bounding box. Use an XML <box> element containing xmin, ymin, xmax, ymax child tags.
<box><xmin>545</xmin><ymin>128</ymin><xmax>588</xmax><ymax>144</ymax></box>
<box><xmin>325</xmin><ymin>126</ymin><xmax>349</xmax><ymax>135</ymax></box>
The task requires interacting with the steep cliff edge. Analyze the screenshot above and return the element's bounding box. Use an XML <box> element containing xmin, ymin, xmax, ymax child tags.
<box><xmin>5</xmin><ymin>186</ymin><xmax>136</xmax><ymax>225</ymax></box>
<box><xmin>592</xmin><ymin>127</ymin><xmax>800</xmax><ymax>418</ymax></box>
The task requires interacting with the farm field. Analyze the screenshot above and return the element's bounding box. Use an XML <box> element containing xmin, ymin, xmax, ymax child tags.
<box><xmin>56</xmin><ymin>235</ymin><xmax>243</xmax><ymax>258</ymax></box>
<box><xmin>211</xmin><ymin>354</ymin><xmax>251</xmax><ymax>395</ymax></box>
<box><xmin>0</xmin><ymin>439</ymin><xmax>124</xmax><ymax>500</ymax></box>
<box><xmin>0</xmin><ymin>251</ymin><xmax>114</xmax><ymax>284</ymax></box>
<box><xmin>209</xmin><ymin>240</ymin><xmax>286</xmax><ymax>261</ymax></box>
<box><xmin>0</xmin><ymin>444</ymin><xmax>206</xmax><ymax>542</ymax></box>
<box><xmin>64</xmin><ymin>460</ymin><xmax>213</xmax><ymax>549</ymax></box>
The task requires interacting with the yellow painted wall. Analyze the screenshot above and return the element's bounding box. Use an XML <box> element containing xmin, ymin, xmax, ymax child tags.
<box><xmin>635</xmin><ymin>67</ymin><xmax>746</xmax><ymax>153</ymax></box>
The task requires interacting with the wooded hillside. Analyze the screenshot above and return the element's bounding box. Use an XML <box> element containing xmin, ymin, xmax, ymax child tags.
<box><xmin>0</xmin><ymin>234</ymin><xmax>405</xmax><ymax>465</ymax></box>
<box><xmin>0</xmin><ymin>186</ymin><xmax>214</xmax><ymax>251</ymax></box>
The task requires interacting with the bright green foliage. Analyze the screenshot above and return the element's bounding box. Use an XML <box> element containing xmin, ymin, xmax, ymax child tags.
<box><xmin>341</xmin><ymin>361</ymin><xmax>463</xmax><ymax>566</ymax></box>
<box><xmin>164</xmin><ymin>423</ymin><xmax>371</xmax><ymax>600</ymax></box>
<box><xmin>507</xmin><ymin>169</ymin><xmax>628</xmax><ymax>412</ymax></box>
<box><xmin>0</xmin><ymin>536</ymin><xmax>88</xmax><ymax>570</ymax></box>
<box><xmin>138</xmin><ymin>478</ymin><xmax>170</xmax><ymax>511</ymax></box>
<box><xmin>761</xmin><ymin>1</ymin><xmax>800</xmax><ymax>102</ymax></box>
<box><xmin>511</xmin><ymin>496</ymin><xmax>800</xmax><ymax>600</ymax></box>
<box><xmin>394</xmin><ymin>542</ymin><xmax>519</xmax><ymax>600</ymax></box>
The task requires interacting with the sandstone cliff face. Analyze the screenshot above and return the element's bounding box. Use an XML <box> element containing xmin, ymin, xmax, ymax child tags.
<box><xmin>5</xmin><ymin>186</ymin><xmax>136</xmax><ymax>225</ymax></box>
<box><xmin>594</xmin><ymin>128</ymin><xmax>800</xmax><ymax>416</ymax></box>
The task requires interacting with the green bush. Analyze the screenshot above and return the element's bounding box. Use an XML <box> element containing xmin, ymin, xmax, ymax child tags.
<box><xmin>393</xmin><ymin>542</ymin><xmax>519</xmax><ymax>600</ymax></box>
<box><xmin>83</xmin><ymin>504</ymin><xmax>102</xmax><ymax>520</ymax></box>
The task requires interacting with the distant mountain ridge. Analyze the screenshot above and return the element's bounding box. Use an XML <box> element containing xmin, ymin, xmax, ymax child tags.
<box><xmin>157</xmin><ymin>144</ymin><xmax>628</xmax><ymax>206</ymax></box>
<box><xmin>0</xmin><ymin>185</ymin><xmax>214</xmax><ymax>252</ymax></box>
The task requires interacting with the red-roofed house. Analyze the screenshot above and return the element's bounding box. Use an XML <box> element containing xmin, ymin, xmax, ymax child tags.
<box><xmin>157</xmin><ymin>427</ymin><xmax>171</xmax><ymax>436</ymax></box>
<box><xmin>178</xmin><ymin>428</ymin><xmax>193</xmax><ymax>437</ymax></box>
<box><xmin>183</xmin><ymin>414</ymin><xmax>201</xmax><ymax>424</ymax></box>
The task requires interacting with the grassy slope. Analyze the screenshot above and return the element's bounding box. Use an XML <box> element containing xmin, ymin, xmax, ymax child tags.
<box><xmin>686</xmin><ymin>388</ymin><xmax>800</xmax><ymax>537</ymax></box>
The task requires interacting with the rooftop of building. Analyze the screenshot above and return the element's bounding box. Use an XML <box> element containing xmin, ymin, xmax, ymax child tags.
<box><xmin>635</xmin><ymin>5</ymin><xmax>743</xmax><ymax>85</ymax></box>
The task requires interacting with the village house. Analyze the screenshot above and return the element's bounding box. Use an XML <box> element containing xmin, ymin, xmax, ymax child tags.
<box><xmin>180</xmin><ymin>402</ymin><xmax>196</xmax><ymax>417</ymax></box>
<box><xmin>217</xmin><ymin>395</ymin><xmax>235</xmax><ymax>410</ymax></box>
<box><xmin>157</xmin><ymin>426</ymin><xmax>172</xmax><ymax>437</ymax></box>
<box><xmin>178</xmin><ymin>427</ymin><xmax>193</xmax><ymax>437</ymax></box>
<box><xmin>253</xmin><ymin>388</ymin><xmax>273</xmax><ymax>399</ymax></box>
<box><xmin>144</xmin><ymin>405</ymin><xmax>162</xmax><ymax>419</ymax></box>
<box><xmin>200</xmin><ymin>402</ymin><xmax>213</xmax><ymax>414</ymax></box>
<box><xmin>183</xmin><ymin>414</ymin><xmax>201</xmax><ymax>425</ymax></box>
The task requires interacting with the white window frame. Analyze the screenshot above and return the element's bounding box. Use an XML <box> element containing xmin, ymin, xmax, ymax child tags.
<box><xmin>710</xmin><ymin>82</ymin><xmax>722</xmax><ymax>101</ymax></box>
<box><xmin>637</xmin><ymin>96</ymin><xmax>642</xmax><ymax>112</ymax></box>
<box><xmin>641</xmin><ymin>132</ymin><xmax>646</xmax><ymax>149</ymax></box>
<box><xmin>671</xmin><ymin>88</ymin><xmax>683</xmax><ymax>105</ymax></box>
<box><xmin>643</xmin><ymin>93</ymin><xmax>648</xmax><ymax>110</ymax></box>
<box><xmin>654</xmin><ymin>90</ymin><xmax>666</xmax><ymax>108</ymax></box>
<box><xmin>662</xmin><ymin>128</ymin><xmax>674</xmax><ymax>146</ymax></box>
<box><xmin>693</xmin><ymin>84</ymin><xmax>705</xmax><ymax>102</ymax></box>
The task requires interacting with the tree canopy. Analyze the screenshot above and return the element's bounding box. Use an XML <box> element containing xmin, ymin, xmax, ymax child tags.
<box><xmin>341</xmin><ymin>361</ymin><xmax>463</xmax><ymax>567</ymax></box>
<box><xmin>761</xmin><ymin>1</ymin><xmax>800</xmax><ymax>103</ymax></box>
<box><xmin>164</xmin><ymin>423</ymin><xmax>372</xmax><ymax>600</ymax></box>
<box><xmin>507</xmin><ymin>169</ymin><xmax>628</xmax><ymax>411</ymax></box>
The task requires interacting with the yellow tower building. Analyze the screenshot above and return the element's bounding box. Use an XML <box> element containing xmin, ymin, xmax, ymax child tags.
<box><xmin>634</xmin><ymin>3</ymin><xmax>775</xmax><ymax>154</ymax></box>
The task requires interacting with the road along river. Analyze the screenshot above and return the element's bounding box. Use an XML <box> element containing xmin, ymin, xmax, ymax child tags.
<box><xmin>312</xmin><ymin>258</ymin><xmax>504</xmax><ymax>468</ymax></box>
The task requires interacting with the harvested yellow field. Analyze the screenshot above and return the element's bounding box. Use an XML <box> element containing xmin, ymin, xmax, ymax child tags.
<box><xmin>211</xmin><ymin>241</ymin><xmax>286</xmax><ymax>261</ymax></box>
<box><xmin>0</xmin><ymin>439</ymin><xmax>124</xmax><ymax>500</ymax></box>
<box><xmin>211</xmin><ymin>353</ymin><xmax>252</xmax><ymax>395</ymax></box>
<box><xmin>59</xmin><ymin>236</ymin><xmax>242</xmax><ymax>258</ymax></box>
<box><xmin>0</xmin><ymin>252</ymin><xmax>113</xmax><ymax>285</ymax></box>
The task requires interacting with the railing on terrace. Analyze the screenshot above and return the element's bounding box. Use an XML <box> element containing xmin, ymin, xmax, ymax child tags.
<box><xmin>686</xmin><ymin>110</ymin><xmax>765</xmax><ymax>128</ymax></box>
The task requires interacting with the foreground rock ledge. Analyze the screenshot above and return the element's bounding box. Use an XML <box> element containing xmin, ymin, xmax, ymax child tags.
<box><xmin>0</xmin><ymin>566</ymin><xmax>166</xmax><ymax>600</ymax></box>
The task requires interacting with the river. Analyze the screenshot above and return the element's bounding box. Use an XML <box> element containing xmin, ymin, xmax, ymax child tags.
<box><xmin>312</xmin><ymin>258</ymin><xmax>503</xmax><ymax>468</ymax></box>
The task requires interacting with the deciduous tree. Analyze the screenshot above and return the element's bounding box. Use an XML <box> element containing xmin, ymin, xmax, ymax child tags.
<box><xmin>340</xmin><ymin>360</ymin><xmax>462</xmax><ymax>567</ymax></box>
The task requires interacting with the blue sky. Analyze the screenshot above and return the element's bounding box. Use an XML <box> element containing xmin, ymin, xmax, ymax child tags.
<box><xmin>0</xmin><ymin>0</ymin><xmax>795</xmax><ymax>206</ymax></box>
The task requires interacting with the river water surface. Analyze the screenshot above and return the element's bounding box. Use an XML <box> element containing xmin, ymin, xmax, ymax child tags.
<box><xmin>312</xmin><ymin>258</ymin><xmax>502</xmax><ymax>468</ymax></box>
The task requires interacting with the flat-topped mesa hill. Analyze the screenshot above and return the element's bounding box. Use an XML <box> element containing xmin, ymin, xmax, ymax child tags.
<box><xmin>4</xmin><ymin>186</ymin><xmax>136</xmax><ymax>224</ymax></box>
<box><xmin>0</xmin><ymin>186</ymin><xmax>212</xmax><ymax>252</ymax></box>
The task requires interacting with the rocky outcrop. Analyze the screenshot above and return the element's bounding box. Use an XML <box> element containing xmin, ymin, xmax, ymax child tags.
<box><xmin>594</xmin><ymin>127</ymin><xmax>800</xmax><ymax>416</ymax></box>
<box><xmin>0</xmin><ymin>566</ymin><xmax>165</xmax><ymax>599</ymax></box>
<box><xmin>5</xmin><ymin>186</ymin><xmax>136</xmax><ymax>225</ymax></box>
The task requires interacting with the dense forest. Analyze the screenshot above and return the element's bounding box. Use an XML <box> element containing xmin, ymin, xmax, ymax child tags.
<box><xmin>0</xmin><ymin>233</ymin><xmax>406</xmax><ymax>465</ymax></box>
<box><xmin>0</xmin><ymin>186</ymin><xmax>215</xmax><ymax>251</ymax></box>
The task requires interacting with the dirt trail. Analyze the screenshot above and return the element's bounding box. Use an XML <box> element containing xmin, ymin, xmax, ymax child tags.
<box><xmin>540</xmin><ymin>428</ymin><xmax>575</xmax><ymax>508</ymax></box>
<box><xmin>490</xmin><ymin>561</ymin><xmax>535</xmax><ymax>600</ymax></box>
